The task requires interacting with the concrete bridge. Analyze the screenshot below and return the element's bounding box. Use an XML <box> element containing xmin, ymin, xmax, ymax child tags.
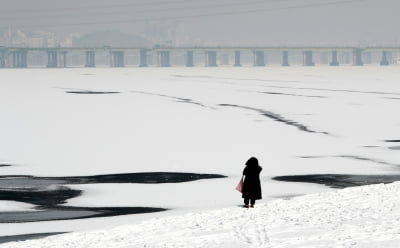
<box><xmin>0</xmin><ymin>46</ymin><xmax>399</xmax><ymax>68</ymax></box>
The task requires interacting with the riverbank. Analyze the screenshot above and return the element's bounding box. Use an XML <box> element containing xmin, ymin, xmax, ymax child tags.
<box><xmin>3</xmin><ymin>181</ymin><xmax>400</xmax><ymax>247</ymax></box>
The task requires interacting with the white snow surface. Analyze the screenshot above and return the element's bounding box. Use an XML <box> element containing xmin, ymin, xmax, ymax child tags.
<box><xmin>1</xmin><ymin>67</ymin><xmax>399</xmax><ymax>178</ymax></box>
<box><xmin>1</xmin><ymin>66</ymin><xmax>400</xmax><ymax>238</ymax></box>
<box><xmin>3</xmin><ymin>182</ymin><xmax>400</xmax><ymax>248</ymax></box>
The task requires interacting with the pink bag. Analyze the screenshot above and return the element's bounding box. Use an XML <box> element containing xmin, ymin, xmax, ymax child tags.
<box><xmin>235</xmin><ymin>177</ymin><xmax>244</xmax><ymax>193</ymax></box>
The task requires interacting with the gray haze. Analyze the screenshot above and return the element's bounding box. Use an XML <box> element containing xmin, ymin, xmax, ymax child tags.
<box><xmin>0</xmin><ymin>0</ymin><xmax>399</xmax><ymax>46</ymax></box>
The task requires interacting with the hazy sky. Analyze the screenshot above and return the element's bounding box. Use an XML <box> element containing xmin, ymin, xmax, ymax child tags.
<box><xmin>1</xmin><ymin>0</ymin><xmax>399</xmax><ymax>45</ymax></box>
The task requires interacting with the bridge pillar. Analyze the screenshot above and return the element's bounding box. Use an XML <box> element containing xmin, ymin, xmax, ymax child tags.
<box><xmin>330</xmin><ymin>51</ymin><xmax>339</xmax><ymax>66</ymax></box>
<box><xmin>253</xmin><ymin>51</ymin><xmax>265</xmax><ymax>66</ymax></box>
<box><xmin>157</xmin><ymin>51</ymin><xmax>171</xmax><ymax>67</ymax></box>
<box><xmin>186</xmin><ymin>51</ymin><xmax>194</xmax><ymax>67</ymax></box>
<box><xmin>352</xmin><ymin>48</ymin><xmax>363</xmax><ymax>66</ymax></box>
<box><xmin>380</xmin><ymin>51</ymin><xmax>389</xmax><ymax>66</ymax></box>
<box><xmin>387</xmin><ymin>52</ymin><xmax>393</xmax><ymax>64</ymax></box>
<box><xmin>302</xmin><ymin>51</ymin><xmax>314</xmax><ymax>66</ymax></box>
<box><xmin>11</xmin><ymin>52</ymin><xmax>17</xmax><ymax>68</ymax></box>
<box><xmin>21</xmin><ymin>51</ymin><xmax>27</xmax><ymax>67</ymax></box>
<box><xmin>85</xmin><ymin>51</ymin><xmax>96</xmax><ymax>67</ymax></box>
<box><xmin>0</xmin><ymin>49</ymin><xmax>3</xmax><ymax>68</ymax></box>
<box><xmin>110</xmin><ymin>51</ymin><xmax>124</xmax><ymax>67</ymax></box>
<box><xmin>282</xmin><ymin>51</ymin><xmax>289</xmax><ymax>66</ymax></box>
<box><xmin>0</xmin><ymin>53</ymin><xmax>7</xmax><ymax>68</ymax></box>
<box><xmin>11</xmin><ymin>51</ymin><xmax>28</xmax><ymax>68</ymax></box>
<box><xmin>234</xmin><ymin>51</ymin><xmax>241</xmax><ymax>66</ymax></box>
<box><xmin>47</xmin><ymin>51</ymin><xmax>58</xmax><ymax>68</ymax></box>
<box><xmin>58</xmin><ymin>51</ymin><xmax>67</xmax><ymax>68</ymax></box>
<box><xmin>205</xmin><ymin>51</ymin><xmax>217</xmax><ymax>67</ymax></box>
<box><xmin>0</xmin><ymin>55</ymin><xmax>5</xmax><ymax>68</ymax></box>
<box><xmin>0</xmin><ymin>49</ymin><xmax>10</xmax><ymax>68</ymax></box>
<box><xmin>139</xmin><ymin>50</ymin><xmax>148</xmax><ymax>67</ymax></box>
<box><xmin>364</xmin><ymin>52</ymin><xmax>372</xmax><ymax>64</ymax></box>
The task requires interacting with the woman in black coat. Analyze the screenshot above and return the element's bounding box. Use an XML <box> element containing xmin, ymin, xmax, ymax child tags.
<box><xmin>242</xmin><ymin>157</ymin><xmax>262</xmax><ymax>208</ymax></box>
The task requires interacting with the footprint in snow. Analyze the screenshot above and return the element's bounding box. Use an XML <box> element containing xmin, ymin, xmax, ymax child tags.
<box><xmin>234</xmin><ymin>222</ymin><xmax>270</xmax><ymax>247</ymax></box>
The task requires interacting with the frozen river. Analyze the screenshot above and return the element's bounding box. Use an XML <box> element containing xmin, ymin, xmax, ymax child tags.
<box><xmin>0</xmin><ymin>66</ymin><xmax>399</xmax><ymax>240</ymax></box>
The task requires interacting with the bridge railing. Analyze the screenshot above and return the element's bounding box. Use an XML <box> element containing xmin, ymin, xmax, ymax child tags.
<box><xmin>0</xmin><ymin>46</ymin><xmax>399</xmax><ymax>68</ymax></box>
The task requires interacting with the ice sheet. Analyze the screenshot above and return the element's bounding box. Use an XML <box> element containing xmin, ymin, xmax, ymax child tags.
<box><xmin>0</xmin><ymin>66</ymin><xmax>399</xmax><ymax>237</ymax></box>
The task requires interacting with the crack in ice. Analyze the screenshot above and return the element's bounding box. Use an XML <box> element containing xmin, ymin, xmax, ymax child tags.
<box><xmin>219</xmin><ymin>104</ymin><xmax>329</xmax><ymax>135</ymax></box>
<box><xmin>130</xmin><ymin>90</ymin><xmax>212</xmax><ymax>108</ymax></box>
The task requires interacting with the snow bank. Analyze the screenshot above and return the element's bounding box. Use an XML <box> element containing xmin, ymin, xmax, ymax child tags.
<box><xmin>3</xmin><ymin>182</ymin><xmax>400</xmax><ymax>248</ymax></box>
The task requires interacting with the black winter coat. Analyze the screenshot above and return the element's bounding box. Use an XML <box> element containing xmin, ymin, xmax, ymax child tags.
<box><xmin>242</xmin><ymin>165</ymin><xmax>262</xmax><ymax>200</ymax></box>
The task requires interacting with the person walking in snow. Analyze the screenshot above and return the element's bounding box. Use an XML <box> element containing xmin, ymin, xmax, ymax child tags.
<box><xmin>242</xmin><ymin>157</ymin><xmax>262</xmax><ymax>208</ymax></box>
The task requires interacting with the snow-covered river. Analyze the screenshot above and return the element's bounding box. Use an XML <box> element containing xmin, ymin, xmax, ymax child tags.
<box><xmin>1</xmin><ymin>66</ymin><xmax>399</xmax><ymax>240</ymax></box>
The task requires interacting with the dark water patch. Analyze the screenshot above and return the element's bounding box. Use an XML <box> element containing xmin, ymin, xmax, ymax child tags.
<box><xmin>385</xmin><ymin>140</ymin><xmax>400</xmax><ymax>143</ymax></box>
<box><xmin>388</xmin><ymin>146</ymin><xmax>400</xmax><ymax>150</ymax></box>
<box><xmin>130</xmin><ymin>90</ymin><xmax>211</xmax><ymax>108</ymax></box>
<box><xmin>0</xmin><ymin>172</ymin><xmax>225</xmax><ymax>207</ymax></box>
<box><xmin>259</xmin><ymin>91</ymin><xmax>326</xmax><ymax>98</ymax></box>
<box><xmin>0</xmin><ymin>206</ymin><xmax>167</xmax><ymax>223</ymax></box>
<box><xmin>219</xmin><ymin>104</ymin><xmax>329</xmax><ymax>135</ymax></box>
<box><xmin>72</xmin><ymin>172</ymin><xmax>226</xmax><ymax>184</ymax></box>
<box><xmin>273</xmin><ymin>174</ymin><xmax>400</xmax><ymax>189</ymax></box>
<box><xmin>57</xmin><ymin>87</ymin><xmax>120</xmax><ymax>95</ymax></box>
<box><xmin>66</xmin><ymin>90</ymin><xmax>120</xmax><ymax>94</ymax></box>
<box><xmin>0</xmin><ymin>172</ymin><xmax>221</xmax><ymax>223</ymax></box>
<box><xmin>0</xmin><ymin>177</ymin><xmax>67</xmax><ymax>189</ymax></box>
<box><xmin>0</xmin><ymin>186</ymin><xmax>81</xmax><ymax>206</ymax></box>
<box><xmin>0</xmin><ymin>172</ymin><xmax>226</xmax><ymax>185</ymax></box>
<box><xmin>297</xmin><ymin>156</ymin><xmax>325</xmax><ymax>159</ymax></box>
<box><xmin>0</xmin><ymin>232</ymin><xmax>66</xmax><ymax>244</ymax></box>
